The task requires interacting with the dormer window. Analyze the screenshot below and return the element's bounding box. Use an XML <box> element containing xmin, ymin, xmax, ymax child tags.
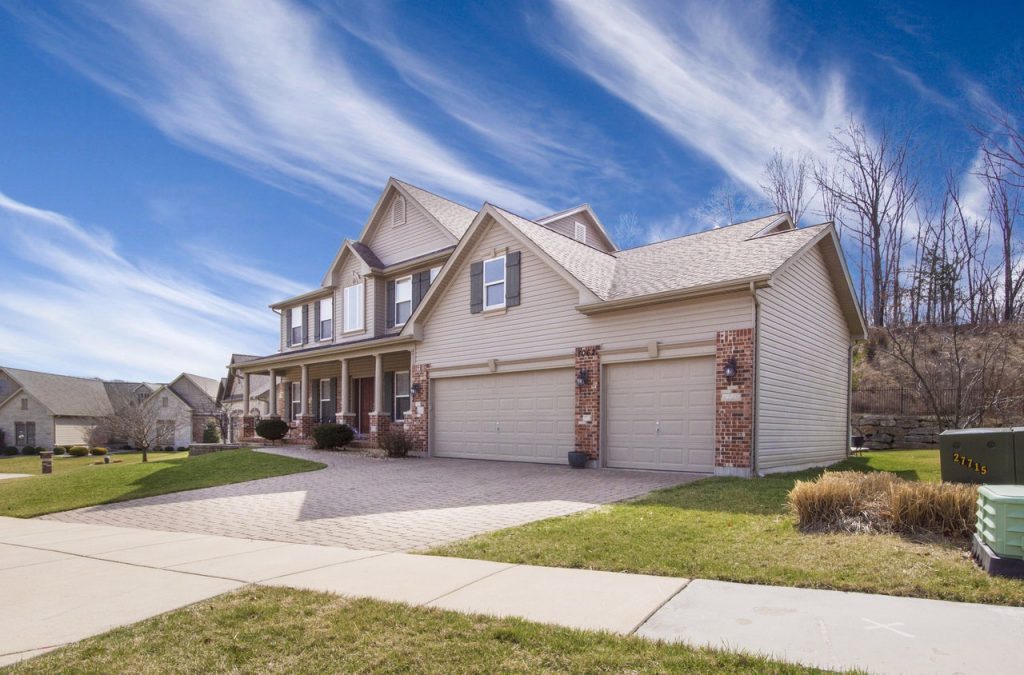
<box><xmin>392</xmin><ymin>195</ymin><xmax>406</xmax><ymax>227</ymax></box>
<box><xmin>574</xmin><ymin>221</ymin><xmax>587</xmax><ymax>244</ymax></box>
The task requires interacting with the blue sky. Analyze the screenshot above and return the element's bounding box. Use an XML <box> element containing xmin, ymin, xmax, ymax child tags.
<box><xmin>0</xmin><ymin>0</ymin><xmax>1020</xmax><ymax>382</ymax></box>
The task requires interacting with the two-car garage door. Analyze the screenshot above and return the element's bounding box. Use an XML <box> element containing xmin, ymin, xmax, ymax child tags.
<box><xmin>431</xmin><ymin>356</ymin><xmax>714</xmax><ymax>472</ymax></box>
<box><xmin>432</xmin><ymin>369</ymin><xmax>575</xmax><ymax>464</ymax></box>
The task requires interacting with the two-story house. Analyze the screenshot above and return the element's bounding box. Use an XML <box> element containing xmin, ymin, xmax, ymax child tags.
<box><xmin>233</xmin><ymin>178</ymin><xmax>865</xmax><ymax>476</ymax></box>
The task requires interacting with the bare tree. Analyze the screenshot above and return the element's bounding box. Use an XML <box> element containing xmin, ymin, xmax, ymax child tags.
<box><xmin>760</xmin><ymin>149</ymin><xmax>816</xmax><ymax>225</ymax></box>
<box><xmin>815</xmin><ymin>121</ymin><xmax>918</xmax><ymax>327</ymax></box>
<box><xmin>979</xmin><ymin>153</ymin><xmax>1024</xmax><ymax>321</ymax></box>
<box><xmin>94</xmin><ymin>391</ymin><xmax>189</xmax><ymax>462</ymax></box>
<box><xmin>689</xmin><ymin>182</ymin><xmax>767</xmax><ymax>229</ymax></box>
<box><xmin>613</xmin><ymin>211</ymin><xmax>645</xmax><ymax>248</ymax></box>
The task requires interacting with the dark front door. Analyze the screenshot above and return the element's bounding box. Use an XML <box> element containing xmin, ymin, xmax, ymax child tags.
<box><xmin>353</xmin><ymin>378</ymin><xmax>375</xmax><ymax>434</ymax></box>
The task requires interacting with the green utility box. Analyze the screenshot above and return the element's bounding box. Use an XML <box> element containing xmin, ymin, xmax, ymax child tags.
<box><xmin>938</xmin><ymin>428</ymin><xmax>1018</xmax><ymax>484</ymax></box>
<box><xmin>976</xmin><ymin>485</ymin><xmax>1024</xmax><ymax>559</ymax></box>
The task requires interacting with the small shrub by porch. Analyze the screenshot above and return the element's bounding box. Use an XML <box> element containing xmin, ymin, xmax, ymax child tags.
<box><xmin>312</xmin><ymin>423</ymin><xmax>355</xmax><ymax>450</ymax></box>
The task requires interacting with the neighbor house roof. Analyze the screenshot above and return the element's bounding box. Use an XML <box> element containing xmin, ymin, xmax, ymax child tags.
<box><xmin>2</xmin><ymin>367</ymin><xmax>114</xmax><ymax>417</ymax></box>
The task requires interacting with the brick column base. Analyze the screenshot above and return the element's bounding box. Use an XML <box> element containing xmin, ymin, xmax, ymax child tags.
<box><xmin>715</xmin><ymin>329</ymin><xmax>754</xmax><ymax>476</ymax></box>
<box><xmin>336</xmin><ymin>413</ymin><xmax>357</xmax><ymax>429</ymax></box>
<box><xmin>367</xmin><ymin>413</ymin><xmax>391</xmax><ymax>447</ymax></box>
<box><xmin>406</xmin><ymin>365</ymin><xmax>430</xmax><ymax>453</ymax></box>
<box><xmin>297</xmin><ymin>415</ymin><xmax>317</xmax><ymax>440</ymax></box>
<box><xmin>242</xmin><ymin>416</ymin><xmax>257</xmax><ymax>440</ymax></box>
<box><xmin>574</xmin><ymin>346</ymin><xmax>601</xmax><ymax>461</ymax></box>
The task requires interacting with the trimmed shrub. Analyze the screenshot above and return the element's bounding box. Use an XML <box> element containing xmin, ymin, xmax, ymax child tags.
<box><xmin>3</xmin><ymin>446</ymin><xmax>20</xmax><ymax>456</ymax></box>
<box><xmin>90</xmin><ymin>447</ymin><xmax>108</xmax><ymax>456</ymax></box>
<box><xmin>378</xmin><ymin>426</ymin><xmax>414</xmax><ymax>458</ymax></box>
<box><xmin>52</xmin><ymin>446</ymin><xmax>66</xmax><ymax>455</ymax></box>
<box><xmin>255</xmin><ymin>418</ymin><xmax>289</xmax><ymax>444</ymax></box>
<box><xmin>788</xmin><ymin>471</ymin><xmax>977</xmax><ymax>539</ymax></box>
<box><xmin>202</xmin><ymin>420</ymin><xmax>221</xmax><ymax>443</ymax></box>
<box><xmin>164</xmin><ymin>446</ymin><xmax>176</xmax><ymax>452</ymax></box>
<box><xmin>21</xmin><ymin>446</ymin><xmax>40</xmax><ymax>456</ymax></box>
<box><xmin>176</xmin><ymin>446</ymin><xmax>188</xmax><ymax>452</ymax></box>
<box><xmin>312</xmin><ymin>423</ymin><xmax>354</xmax><ymax>450</ymax></box>
<box><xmin>68</xmin><ymin>446</ymin><xmax>90</xmax><ymax>457</ymax></box>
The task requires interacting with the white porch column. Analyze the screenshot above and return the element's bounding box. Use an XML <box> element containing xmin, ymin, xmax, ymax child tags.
<box><xmin>242</xmin><ymin>373</ymin><xmax>251</xmax><ymax>413</ymax></box>
<box><xmin>268</xmin><ymin>369</ymin><xmax>278</xmax><ymax>417</ymax></box>
<box><xmin>372</xmin><ymin>353</ymin><xmax>384</xmax><ymax>414</ymax></box>
<box><xmin>340</xmin><ymin>359</ymin><xmax>350</xmax><ymax>414</ymax></box>
<box><xmin>300</xmin><ymin>364</ymin><xmax>310</xmax><ymax>416</ymax></box>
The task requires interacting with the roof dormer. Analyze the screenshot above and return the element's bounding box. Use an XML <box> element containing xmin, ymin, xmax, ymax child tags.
<box><xmin>535</xmin><ymin>204</ymin><xmax>617</xmax><ymax>252</ymax></box>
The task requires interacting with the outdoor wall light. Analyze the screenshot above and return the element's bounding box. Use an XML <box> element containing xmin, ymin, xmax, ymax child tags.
<box><xmin>576</xmin><ymin>369</ymin><xmax>589</xmax><ymax>387</ymax></box>
<box><xmin>411</xmin><ymin>382</ymin><xmax>422</xmax><ymax>396</ymax></box>
<box><xmin>723</xmin><ymin>357</ymin><xmax>738</xmax><ymax>381</ymax></box>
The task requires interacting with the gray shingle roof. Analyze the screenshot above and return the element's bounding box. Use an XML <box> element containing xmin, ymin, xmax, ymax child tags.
<box><xmin>491</xmin><ymin>209</ymin><xmax>825</xmax><ymax>302</ymax></box>
<box><xmin>4</xmin><ymin>367</ymin><xmax>115</xmax><ymax>416</ymax></box>
<box><xmin>349</xmin><ymin>241</ymin><xmax>385</xmax><ymax>269</ymax></box>
<box><xmin>396</xmin><ymin>179</ymin><xmax>477</xmax><ymax>239</ymax></box>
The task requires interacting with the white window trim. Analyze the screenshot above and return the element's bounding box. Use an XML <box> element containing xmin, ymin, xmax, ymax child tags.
<box><xmin>393</xmin><ymin>371</ymin><xmax>410</xmax><ymax>421</ymax></box>
<box><xmin>289</xmin><ymin>306</ymin><xmax>302</xmax><ymax>346</ymax></box>
<box><xmin>343</xmin><ymin>283</ymin><xmax>364</xmax><ymax>333</ymax></box>
<box><xmin>429</xmin><ymin>266</ymin><xmax>441</xmax><ymax>282</ymax></box>
<box><xmin>394</xmin><ymin>275</ymin><xmax>412</xmax><ymax>327</ymax></box>
<box><xmin>319</xmin><ymin>379</ymin><xmax>331</xmax><ymax>403</ymax></box>
<box><xmin>318</xmin><ymin>297</ymin><xmax>333</xmax><ymax>341</ymax></box>
<box><xmin>574</xmin><ymin>220</ymin><xmax>587</xmax><ymax>244</ymax></box>
<box><xmin>483</xmin><ymin>254</ymin><xmax>507</xmax><ymax>311</ymax></box>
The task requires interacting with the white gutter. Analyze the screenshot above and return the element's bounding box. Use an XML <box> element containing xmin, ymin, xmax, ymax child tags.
<box><xmin>749</xmin><ymin>280</ymin><xmax>761</xmax><ymax>477</ymax></box>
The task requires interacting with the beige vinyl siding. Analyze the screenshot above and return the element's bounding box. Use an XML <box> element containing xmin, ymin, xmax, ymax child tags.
<box><xmin>55</xmin><ymin>417</ymin><xmax>95</xmax><ymax>446</ymax></box>
<box><xmin>416</xmin><ymin>219</ymin><xmax>753</xmax><ymax>367</ymax></box>
<box><xmin>541</xmin><ymin>212</ymin><xmax>614</xmax><ymax>252</ymax></box>
<box><xmin>366</xmin><ymin>192</ymin><xmax>456</xmax><ymax>266</ymax></box>
<box><xmin>756</xmin><ymin>243</ymin><xmax>851</xmax><ymax>472</ymax></box>
<box><xmin>0</xmin><ymin>390</ymin><xmax>54</xmax><ymax>448</ymax></box>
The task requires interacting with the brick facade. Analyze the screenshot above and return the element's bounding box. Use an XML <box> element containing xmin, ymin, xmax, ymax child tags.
<box><xmin>574</xmin><ymin>346</ymin><xmax>601</xmax><ymax>460</ymax></box>
<box><xmin>337</xmin><ymin>413</ymin><xmax>357</xmax><ymax>428</ymax></box>
<box><xmin>714</xmin><ymin>328</ymin><xmax>754</xmax><ymax>476</ymax></box>
<box><xmin>242</xmin><ymin>415</ymin><xmax>256</xmax><ymax>440</ymax></box>
<box><xmin>367</xmin><ymin>412</ymin><xmax>391</xmax><ymax>447</ymax></box>
<box><xmin>297</xmin><ymin>414</ymin><xmax>317</xmax><ymax>440</ymax></box>
<box><xmin>406</xmin><ymin>364</ymin><xmax>430</xmax><ymax>454</ymax></box>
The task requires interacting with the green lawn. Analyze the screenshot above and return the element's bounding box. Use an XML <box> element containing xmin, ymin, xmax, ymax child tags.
<box><xmin>431</xmin><ymin>450</ymin><xmax>1024</xmax><ymax>606</ymax></box>
<box><xmin>0</xmin><ymin>450</ymin><xmax>187</xmax><ymax>476</ymax></box>
<box><xmin>0</xmin><ymin>449</ymin><xmax>324</xmax><ymax>518</ymax></box>
<box><xmin>5</xmin><ymin>587</ymin><xmax>827</xmax><ymax>674</ymax></box>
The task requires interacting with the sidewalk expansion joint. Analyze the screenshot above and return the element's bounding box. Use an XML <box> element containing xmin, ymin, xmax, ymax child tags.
<box><xmin>421</xmin><ymin>563</ymin><xmax>522</xmax><ymax>607</ymax></box>
<box><xmin>629</xmin><ymin>578</ymin><xmax>692</xmax><ymax>635</ymax></box>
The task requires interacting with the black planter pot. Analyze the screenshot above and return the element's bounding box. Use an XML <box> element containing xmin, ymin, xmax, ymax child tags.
<box><xmin>851</xmin><ymin>435</ymin><xmax>865</xmax><ymax>448</ymax></box>
<box><xmin>567</xmin><ymin>451</ymin><xmax>588</xmax><ymax>468</ymax></box>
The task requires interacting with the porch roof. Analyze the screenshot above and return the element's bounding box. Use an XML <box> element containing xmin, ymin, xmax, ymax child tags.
<box><xmin>232</xmin><ymin>334</ymin><xmax>415</xmax><ymax>373</ymax></box>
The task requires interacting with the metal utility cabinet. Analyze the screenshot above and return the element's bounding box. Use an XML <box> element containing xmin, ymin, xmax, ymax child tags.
<box><xmin>938</xmin><ymin>428</ymin><xmax>1021</xmax><ymax>485</ymax></box>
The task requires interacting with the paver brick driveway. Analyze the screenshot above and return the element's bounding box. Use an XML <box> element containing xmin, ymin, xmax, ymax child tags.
<box><xmin>41</xmin><ymin>447</ymin><xmax>700</xmax><ymax>551</ymax></box>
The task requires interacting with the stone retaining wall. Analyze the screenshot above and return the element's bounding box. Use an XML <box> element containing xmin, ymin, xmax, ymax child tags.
<box><xmin>188</xmin><ymin>443</ymin><xmax>242</xmax><ymax>457</ymax></box>
<box><xmin>852</xmin><ymin>414</ymin><xmax>942</xmax><ymax>449</ymax></box>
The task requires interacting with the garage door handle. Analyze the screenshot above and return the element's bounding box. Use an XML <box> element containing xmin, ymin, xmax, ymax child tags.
<box><xmin>656</xmin><ymin>420</ymin><xmax>660</xmax><ymax>435</ymax></box>
<box><xmin>496</xmin><ymin>421</ymin><xmax>500</xmax><ymax>432</ymax></box>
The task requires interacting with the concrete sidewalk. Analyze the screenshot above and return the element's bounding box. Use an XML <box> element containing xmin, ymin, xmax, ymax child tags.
<box><xmin>2</xmin><ymin>517</ymin><xmax>1022</xmax><ymax>673</ymax></box>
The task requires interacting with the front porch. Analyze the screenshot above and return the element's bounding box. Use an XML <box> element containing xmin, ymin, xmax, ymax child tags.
<box><xmin>236</xmin><ymin>345</ymin><xmax>424</xmax><ymax>449</ymax></box>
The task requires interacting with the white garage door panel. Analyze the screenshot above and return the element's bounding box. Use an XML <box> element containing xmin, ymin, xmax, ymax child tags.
<box><xmin>605</xmin><ymin>357</ymin><xmax>715</xmax><ymax>472</ymax></box>
<box><xmin>55</xmin><ymin>420</ymin><xmax>91</xmax><ymax>446</ymax></box>
<box><xmin>433</xmin><ymin>369</ymin><xmax>574</xmax><ymax>464</ymax></box>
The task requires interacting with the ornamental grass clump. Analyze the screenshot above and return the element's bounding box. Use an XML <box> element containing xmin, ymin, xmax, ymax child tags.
<box><xmin>788</xmin><ymin>471</ymin><xmax>977</xmax><ymax>539</ymax></box>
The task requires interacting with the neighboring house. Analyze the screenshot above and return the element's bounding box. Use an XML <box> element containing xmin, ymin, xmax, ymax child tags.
<box><xmin>148</xmin><ymin>373</ymin><xmax>222</xmax><ymax>447</ymax></box>
<box><xmin>0</xmin><ymin>366</ymin><xmax>222</xmax><ymax>449</ymax></box>
<box><xmin>233</xmin><ymin>178</ymin><xmax>866</xmax><ymax>476</ymax></box>
<box><xmin>218</xmin><ymin>355</ymin><xmax>271</xmax><ymax>442</ymax></box>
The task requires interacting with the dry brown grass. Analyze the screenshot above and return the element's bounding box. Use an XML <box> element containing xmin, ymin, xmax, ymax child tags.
<box><xmin>788</xmin><ymin>471</ymin><xmax>977</xmax><ymax>539</ymax></box>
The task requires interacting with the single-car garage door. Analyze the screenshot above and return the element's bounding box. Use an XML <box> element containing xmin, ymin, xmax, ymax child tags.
<box><xmin>604</xmin><ymin>357</ymin><xmax>715</xmax><ymax>472</ymax></box>
<box><xmin>432</xmin><ymin>369</ymin><xmax>574</xmax><ymax>464</ymax></box>
<box><xmin>55</xmin><ymin>418</ymin><xmax>93</xmax><ymax>446</ymax></box>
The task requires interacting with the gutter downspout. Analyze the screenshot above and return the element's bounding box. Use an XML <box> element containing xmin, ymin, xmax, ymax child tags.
<box><xmin>749</xmin><ymin>280</ymin><xmax>761</xmax><ymax>477</ymax></box>
<box><xmin>847</xmin><ymin>341</ymin><xmax>854</xmax><ymax>457</ymax></box>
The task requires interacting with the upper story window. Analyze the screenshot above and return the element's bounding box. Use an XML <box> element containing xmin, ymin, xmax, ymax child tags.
<box><xmin>318</xmin><ymin>297</ymin><xmax>333</xmax><ymax>341</ymax></box>
<box><xmin>343</xmin><ymin>283</ymin><xmax>364</xmax><ymax>332</ymax></box>
<box><xmin>483</xmin><ymin>255</ymin><xmax>506</xmax><ymax>310</ymax></box>
<box><xmin>395</xmin><ymin>276</ymin><xmax>412</xmax><ymax>326</ymax></box>
<box><xmin>20</xmin><ymin>397</ymin><xmax>28</xmax><ymax>411</ymax></box>
<box><xmin>161</xmin><ymin>396</ymin><xmax>169</xmax><ymax>408</ymax></box>
<box><xmin>392</xmin><ymin>195</ymin><xmax>406</xmax><ymax>226</ymax></box>
<box><xmin>289</xmin><ymin>306</ymin><xmax>302</xmax><ymax>346</ymax></box>
<box><xmin>430</xmin><ymin>266</ymin><xmax>441</xmax><ymax>283</ymax></box>
<box><xmin>574</xmin><ymin>220</ymin><xmax>587</xmax><ymax>244</ymax></box>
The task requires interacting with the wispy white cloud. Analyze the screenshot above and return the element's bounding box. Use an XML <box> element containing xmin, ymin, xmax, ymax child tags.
<box><xmin>0</xmin><ymin>191</ymin><xmax>291</xmax><ymax>382</ymax></box>
<box><xmin>546</xmin><ymin>0</ymin><xmax>852</xmax><ymax>193</ymax></box>
<box><xmin>12</xmin><ymin>0</ymin><xmax>547</xmax><ymax>214</ymax></box>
